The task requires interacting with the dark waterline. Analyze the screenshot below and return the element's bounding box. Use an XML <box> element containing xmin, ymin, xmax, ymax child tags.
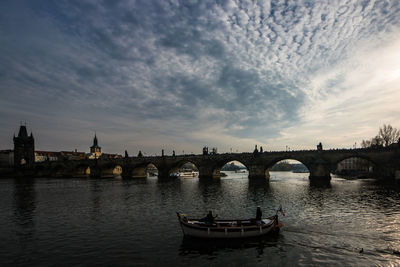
<box><xmin>0</xmin><ymin>172</ymin><xmax>399</xmax><ymax>266</ymax></box>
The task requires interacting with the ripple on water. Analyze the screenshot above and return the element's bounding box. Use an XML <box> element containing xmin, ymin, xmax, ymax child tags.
<box><xmin>0</xmin><ymin>174</ymin><xmax>399</xmax><ymax>266</ymax></box>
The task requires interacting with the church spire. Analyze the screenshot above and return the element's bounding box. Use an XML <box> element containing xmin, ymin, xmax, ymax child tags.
<box><xmin>93</xmin><ymin>133</ymin><xmax>98</xmax><ymax>147</ymax></box>
<box><xmin>90</xmin><ymin>132</ymin><xmax>101</xmax><ymax>158</ymax></box>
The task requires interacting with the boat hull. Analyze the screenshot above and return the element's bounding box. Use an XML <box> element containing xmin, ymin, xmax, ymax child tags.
<box><xmin>177</xmin><ymin>213</ymin><xmax>281</xmax><ymax>239</ymax></box>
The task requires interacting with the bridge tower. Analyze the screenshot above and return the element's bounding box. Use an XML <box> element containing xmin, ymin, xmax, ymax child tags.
<box><xmin>13</xmin><ymin>125</ymin><xmax>35</xmax><ymax>168</ymax></box>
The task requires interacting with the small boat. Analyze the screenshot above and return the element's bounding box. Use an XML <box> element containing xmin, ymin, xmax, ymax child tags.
<box><xmin>178</xmin><ymin>170</ymin><xmax>198</xmax><ymax>178</ymax></box>
<box><xmin>176</xmin><ymin>212</ymin><xmax>282</xmax><ymax>239</ymax></box>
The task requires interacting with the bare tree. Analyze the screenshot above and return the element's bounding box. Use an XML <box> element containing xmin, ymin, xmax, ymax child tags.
<box><xmin>371</xmin><ymin>135</ymin><xmax>384</xmax><ymax>147</ymax></box>
<box><xmin>378</xmin><ymin>124</ymin><xmax>400</xmax><ymax>147</ymax></box>
<box><xmin>361</xmin><ymin>139</ymin><xmax>371</xmax><ymax>148</ymax></box>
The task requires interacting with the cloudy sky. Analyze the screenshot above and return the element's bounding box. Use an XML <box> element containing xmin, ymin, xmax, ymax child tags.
<box><xmin>1</xmin><ymin>0</ymin><xmax>400</xmax><ymax>155</ymax></box>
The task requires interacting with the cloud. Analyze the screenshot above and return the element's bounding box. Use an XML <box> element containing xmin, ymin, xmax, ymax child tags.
<box><xmin>1</xmin><ymin>0</ymin><xmax>400</xmax><ymax>154</ymax></box>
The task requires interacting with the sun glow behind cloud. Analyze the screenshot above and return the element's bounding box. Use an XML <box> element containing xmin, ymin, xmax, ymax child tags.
<box><xmin>282</xmin><ymin>36</ymin><xmax>400</xmax><ymax>150</ymax></box>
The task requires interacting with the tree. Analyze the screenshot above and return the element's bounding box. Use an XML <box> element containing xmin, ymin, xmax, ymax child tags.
<box><xmin>378</xmin><ymin>124</ymin><xmax>400</xmax><ymax>147</ymax></box>
<box><xmin>361</xmin><ymin>124</ymin><xmax>399</xmax><ymax>148</ymax></box>
<box><xmin>360</xmin><ymin>139</ymin><xmax>371</xmax><ymax>148</ymax></box>
<box><xmin>371</xmin><ymin>135</ymin><xmax>383</xmax><ymax>147</ymax></box>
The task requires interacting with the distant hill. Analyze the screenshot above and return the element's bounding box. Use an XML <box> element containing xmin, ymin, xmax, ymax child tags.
<box><xmin>221</xmin><ymin>162</ymin><xmax>246</xmax><ymax>171</ymax></box>
<box><xmin>221</xmin><ymin>161</ymin><xmax>309</xmax><ymax>173</ymax></box>
<box><xmin>291</xmin><ymin>163</ymin><xmax>309</xmax><ymax>173</ymax></box>
<box><xmin>270</xmin><ymin>161</ymin><xmax>291</xmax><ymax>171</ymax></box>
<box><xmin>270</xmin><ymin>162</ymin><xmax>309</xmax><ymax>173</ymax></box>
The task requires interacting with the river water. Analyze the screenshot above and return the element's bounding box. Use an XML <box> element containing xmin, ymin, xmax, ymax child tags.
<box><xmin>0</xmin><ymin>171</ymin><xmax>399</xmax><ymax>266</ymax></box>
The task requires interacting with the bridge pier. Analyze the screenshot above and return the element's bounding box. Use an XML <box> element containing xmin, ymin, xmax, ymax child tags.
<box><xmin>372</xmin><ymin>165</ymin><xmax>399</xmax><ymax>180</ymax></box>
<box><xmin>308</xmin><ymin>163</ymin><xmax>331</xmax><ymax>183</ymax></box>
<box><xmin>198</xmin><ymin>166</ymin><xmax>219</xmax><ymax>179</ymax></box>
<box><xmin>89</xmin><ymin>166</ymin><xmax>101</xmax><ymax>178</ymax></box>
<box><xmin>157</xmin><ymin>169</ymin><xmax>171</xmax><ymax>179</ymax></box>
<box><xmin>131</xmin><ymin>167</ymin><xmax>147</xmax><ymax>178</ymax></box>
<box><xmin>121</xmin><ymin>167</ymin><xmax>133</xmax><ymax>179</ymax></box>
<box><xmin>248</xmin><ymin>165</ymin><xmax>270</xmax><ymax>180</ymax></box>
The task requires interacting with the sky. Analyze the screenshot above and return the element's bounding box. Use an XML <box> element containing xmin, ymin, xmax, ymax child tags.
<box><xmin>1</xmin><ymin>0</ymin><xmax>400</xmax><ymax>155</ymax></box>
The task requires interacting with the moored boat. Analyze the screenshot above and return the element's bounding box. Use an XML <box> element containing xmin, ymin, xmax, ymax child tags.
<box><xmin>178</xmin><ymin>169</ymin><xmax>198</xmax><ymax>178</ymax></box>
<box><xmin>176</xmin><ymin>212</ymin><xmax>282</xmax><ymax>239</ymax></box>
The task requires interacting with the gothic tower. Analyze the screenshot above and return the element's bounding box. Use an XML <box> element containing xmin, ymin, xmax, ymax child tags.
<box><xmin>13</xmin><ymin>125</ymin><xmax>35</xmax><ymax>167</ymax></box>
<box><xmin>90</xmin><ymin>134</ymin><xmax>102</xmax><ymax>158</ymax></box>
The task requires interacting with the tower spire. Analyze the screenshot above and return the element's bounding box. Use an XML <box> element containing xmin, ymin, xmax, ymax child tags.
<box><xmin>93</xmin><ymin>132</ymin><xmax>98</xmax><ymax>147</ymax></box>
<box><xmin>90</xmin><ymin>132</ymin><xmax>101</xmax><ymax>158</ymax></box>
<box><xmin>18</xmin><ymin>125</ymin><xmax>28</xmax><ymax>138</ymax></box>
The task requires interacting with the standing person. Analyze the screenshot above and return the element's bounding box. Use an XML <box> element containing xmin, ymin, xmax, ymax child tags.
<box><xmin>256</xmin><ymin>206</ymin><xmax>262</xmax><ymax>221</ymax></box>
<box><xmin>205</xmin><ymin>210</ymin><xmax>216</xmax><ymax>224</ymax></box>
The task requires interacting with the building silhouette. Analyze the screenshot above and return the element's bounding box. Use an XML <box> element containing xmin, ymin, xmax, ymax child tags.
<box><xmin>89</xmin><ymin>134</ymin><xmax>102</xmax><ymax>159</ymax></box>
<box><xmin>13</xmin><ymin>125</ymin><xmax>35</xmax><ymax>167</ymax></box>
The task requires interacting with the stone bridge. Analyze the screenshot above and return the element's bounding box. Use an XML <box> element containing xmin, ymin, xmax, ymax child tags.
<box><xmin>32</xmin><ymin>146</ymin><xmax>400</xmax><ymax>183</ymax></box>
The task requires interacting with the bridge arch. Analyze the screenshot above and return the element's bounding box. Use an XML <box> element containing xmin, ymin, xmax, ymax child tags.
<box><xmin>209</xmin><ymin>159</ymin><xmax>250</xmax><ymax>178</ymax></box>
<box><xmin>99</xmin><ymin>162</ymin><xmax>123</xmax><ymax>178</ymax></box>
<box><xmin>75</xmin><ymin>163</ymin><xmax>91</xmax><ymax>178</ymax></box>
<box><xmin>268</xmin><ymin>158</ymin><xmax>310</xmax><ymax>173</ymax></box>
<box><xmin>261</xmin><ymin>157</ymin><xmax>311</xmax><ymax>180</ymax></box>
<box><xmin>266</xmin><ymin>157</ymin><xmax>311</xmax><ymax>171</ymax></box>
<box><xmin>168</xmin><ymin>160</ymin><xmax>199</xmax><ymax>178</ymax></box>
<box><xmin>130</xmin><ymin>162</ymin><xmax>159</xmax><ymax>178</ymax></box>
<box><xmin>219</xmin><ymin>160</ymin><xmax>249</xmax><ymax>178</ymax></box>
<box><xmin>333</xmin><ymin>155</ymin><xmax>375</xmax><ymax>178</ymax></box>
<box><xmin>333</xmin><ymin>154</ymin><xmax>377</xmax><ymax>168</ymax></box>
<box><xmin>52</xmin><ymin>164</ymin><xmax>67</xmax><ymax>178</ymax></box>
<box><xmin>30</xmin><ymin>147</ymin><xmax>399</xmax><ymax>181</ymax></box>
<box><xmin>146</xmin><ymin>163</ymin><xmax>158</xmax><ymax>177</ymax></box>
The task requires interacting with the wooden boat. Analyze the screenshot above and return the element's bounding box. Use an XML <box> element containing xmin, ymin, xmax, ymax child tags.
<box><xmin>176</xmin><ymin>212</ymin><xmax>282</xmax><ymax>239</ymax></box>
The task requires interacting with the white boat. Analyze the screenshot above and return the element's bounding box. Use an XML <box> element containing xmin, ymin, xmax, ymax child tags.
<box><xmin>176</xmin><ymin>212</ymin><xmax>282</xmax><ymax>239</ymax></box>
<box><xmin>178</xmin><ymin>170</ymin><xmax>198</xmax><ymax>178</ymax></box>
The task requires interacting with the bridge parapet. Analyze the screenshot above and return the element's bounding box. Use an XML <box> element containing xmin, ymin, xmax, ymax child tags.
<box><xmin>24</xmin><ymin>146</ymin><xmax>400</xmax><ymax>182</ymax></box>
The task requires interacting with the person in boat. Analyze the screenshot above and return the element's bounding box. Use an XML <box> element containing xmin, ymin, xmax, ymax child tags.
<box><xmin>256</xmin><ymin>206</ymin><xmax>262</xmax><ymax>221</ymax></box>
<box><xmin>204</xmin><ymin>210</ymin><xmax>217</xmax><ymax>225</ymax></box>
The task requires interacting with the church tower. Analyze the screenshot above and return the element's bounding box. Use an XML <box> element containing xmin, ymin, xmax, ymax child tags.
<box><xmin>13</xmin><ymin>125</ymin><xmax>35</xmax><ymax>167</ymax></box>
<box><xmin>90</xmin><ymin>134</ymin><xmax>102</xmax><ymax>158</ymax></box>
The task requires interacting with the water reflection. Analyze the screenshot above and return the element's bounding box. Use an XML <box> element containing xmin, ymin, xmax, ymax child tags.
<box><xmin>89</xmin><ymin>179</ymin><xmax>111</xmax><ymax>224</ymax></box>
<box><xmin>198</xmin><ymin>178</ymin><xmax>223</xmax><ymax>207</ymax></box>
<box><xmin>2</xmin><ymin>173</ymin><xmax>400</xmax><ymax>266</ymax></box>
<box><xmin>12</xmin><ymin>178</ymin><xmax>36</xmax><ymax>266</ymax></box>
<box><xmin>13</xmin><ymin>178</ymin><xmax>36</xmax><ymax>237</ymax></box>
<box><xmin>248</xmin><ymin>178</ymin><xmax>271</xmax><ymax>199</ymax></box>
<box><xmin>122</xmin><ymin>178</ymin><xmax>147</xmax><ymax>188</ymax></box>
<box><xmin>179</xmin><ymin>234</ymin><xmax>280</xmax><ymax>257</ymax></box>
<box><xmin>248</xmin><ymin>178</ymin><xmax>270</xmax><ymax>191</ymax></box>
<box><xmin>309</xmin><ymin>178</ymin><xmax>332</xmax><ymax>188</ymax></box>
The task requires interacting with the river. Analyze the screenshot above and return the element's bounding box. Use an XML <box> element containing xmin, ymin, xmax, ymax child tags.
<box><xmin>0</xmin><ymin>171</ymin><xmax>399</xmax><ymax>266</ymax></box>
